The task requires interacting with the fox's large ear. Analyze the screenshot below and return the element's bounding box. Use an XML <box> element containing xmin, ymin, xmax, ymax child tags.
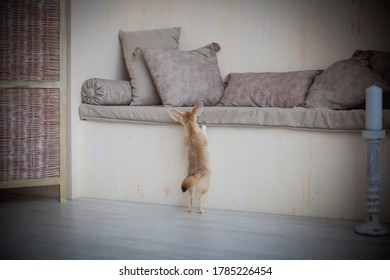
<box><xmin>192</xmin><ymin>101</ymin><xmax>204</xmax><ymax>117</ymax></box>
<box><xmin>168</xmin><ymin>109</ymin><xmax>184</xmax><ymax>123</ymax></box>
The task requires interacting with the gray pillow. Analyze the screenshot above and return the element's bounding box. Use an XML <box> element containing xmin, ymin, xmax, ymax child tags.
<box><xmin>119</xmin><ymin>27</ymin><xmax>181</xmax><ymax>106</ymax></box>
<box><xmin>142</xmin><ymin>43</ymin><xmax>224</xmax><ymax>107</ymax></box>
<box><xmin>219</xmin><ymin>70</ymin><xmax>319</xmax><ymax>108</ymax></box>
<box><xmin>369</xmin><ymin>50</ymin><xmax>390</xmax><ymax>85</ymax></box>
<box><xmin>305</xmin><ymin>53</ymin><xmax>390</xmax><ymax>109</ymax></box>
<box><xmin>81</xmin><ymin>78</ymin><xmax>132</xmax><ymax>105</ymax></box>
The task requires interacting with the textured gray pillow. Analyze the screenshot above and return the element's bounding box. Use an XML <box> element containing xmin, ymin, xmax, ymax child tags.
<box><xmin>369</xmin><ymin>50</ymin><xmax>390</xmax><ymax>85</ymax></box>
<box><xmin>142</xmin><ymin>43</ymin><xmax>224</xmax><ymax>107</ymax></box>
<box><xmin>119</xmin><ymin>27</ymin><xmax>181</xmax><ymax>106</ymax></box>
<box><xmin>81</xmin><ymin>78</ymin><xmax>132</xmax><ymax>105</ymax></box>
<box><xmin>305</xmin><ymin>53</ymin><xmax>390</xmax><ymax>109</ymax></box>
<box><xmin>219</xmin><ymin>70</ymin><xmax>319</xmax><ymax>108</ymax></box>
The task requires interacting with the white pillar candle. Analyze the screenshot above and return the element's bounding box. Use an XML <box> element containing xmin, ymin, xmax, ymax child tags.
<box><xmin>366</xmin><ymin>85</ymin><xmax>382</xmax><ymax>130</ymax></box>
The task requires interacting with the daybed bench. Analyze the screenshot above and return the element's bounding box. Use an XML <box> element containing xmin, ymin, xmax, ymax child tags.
<box><xmin>78</xmin><ymin>27</ymin><xmax>390</xmax><ymax>221</ymax></box>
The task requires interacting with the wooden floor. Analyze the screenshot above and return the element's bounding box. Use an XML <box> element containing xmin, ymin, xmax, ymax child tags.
<box><xmin>0</xmin><ymin>193</ymin><xmax>389</xmax><ymax>260</ymax></box>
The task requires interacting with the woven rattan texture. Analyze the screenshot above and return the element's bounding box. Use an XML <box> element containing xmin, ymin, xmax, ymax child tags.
<box><xmin>0</xmin><ymin>0</ymin><xmax>60</xmax><ymax>81</ymax></box>
<box><xmin>0</xmin><ymin>88</ymin><xmax>60</xmax><ymax>181</ymax></box>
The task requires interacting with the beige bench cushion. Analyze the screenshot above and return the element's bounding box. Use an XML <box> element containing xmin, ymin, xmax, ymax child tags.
<box><xmin>79</xmin><ymin>104</ymin><xmax>390</xmax><ymax>131</ymax></box>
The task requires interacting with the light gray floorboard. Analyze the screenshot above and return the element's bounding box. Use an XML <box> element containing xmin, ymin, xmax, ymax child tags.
<box><xmin>0</xmin><ymin>193</ymin><xmax>389</xmax><ymax>260</ymax></box>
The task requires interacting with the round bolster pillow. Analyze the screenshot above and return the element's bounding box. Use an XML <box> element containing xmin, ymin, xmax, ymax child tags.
<box><xmin>81</xmin><ymin>78</ymin><xmax>132</xmax><ymax>105</ymax></box>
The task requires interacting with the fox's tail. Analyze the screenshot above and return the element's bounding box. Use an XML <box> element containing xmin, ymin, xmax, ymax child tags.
<box><xmin>181</xmin><ymin>174</ymin><xmax>202</xmax><ymax>192</ymax></box>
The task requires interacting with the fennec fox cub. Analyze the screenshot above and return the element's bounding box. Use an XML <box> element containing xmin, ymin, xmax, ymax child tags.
<box><xmin>168</xmin><ymin>102</ymin><xmax>210</xmax><ymax>214</ymax></box>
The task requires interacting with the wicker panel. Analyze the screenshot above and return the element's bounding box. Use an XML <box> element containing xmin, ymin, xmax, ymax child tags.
<box><xmin>0</xmin><ymin>0</ymin><xmax>60</xmax><ymax>81</ymax></box>
<box><xmin>0</xmin><ymin>88</ymin><xmax>60</xmax><ymax>181</ymax></box>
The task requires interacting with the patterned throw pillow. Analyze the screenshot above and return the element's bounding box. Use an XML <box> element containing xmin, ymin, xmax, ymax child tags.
<box><xmin>369</xmin><ymin>50</ymin><xmax>390</xmax><ymax>85</ymax></box>
<box><xmin>142</xmin><ymin>43</ymin><xmax>224</xmax><ymax>107</ymax></box>
<box><xmin>219</xmin><ymin>70</ymin><xmax>319</xmax><ymax>108</ymax></box>
<box><xmin>305</xmin><ymin>52</ymin><xmax>390</xmax><ymax>109</ymax></box>
<box><xmin>119</xmin><ymin>27</ymin><xmax>181</xmax><ymax>106</ymax></box>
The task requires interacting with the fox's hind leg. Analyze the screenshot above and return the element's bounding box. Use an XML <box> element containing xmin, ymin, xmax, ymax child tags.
<box><xmin>185</xmin><ymin>188</ymin><xmax>194</xmax><ymax>213</ymax></box>
<box><xmin>198</xmin><ymin>188</ymin><xmax>208</xmax><ymax>214</ymax></box>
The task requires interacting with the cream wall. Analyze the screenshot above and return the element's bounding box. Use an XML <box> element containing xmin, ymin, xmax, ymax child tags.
<box><xmin>69</xmin><ymin>0</ymin><xmax>390</xmax><ymax>219</ymax></box>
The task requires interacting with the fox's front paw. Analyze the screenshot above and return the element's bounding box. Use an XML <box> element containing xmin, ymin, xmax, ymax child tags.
<box><xmin>200</xmin><ymin>125</ymin><xmax>207</xmax><ymax>135</ymax></box>
<box><xmin>185</xmin><ymin>208</ymin><xmax>192</xmax><ymax>213</ymax></box>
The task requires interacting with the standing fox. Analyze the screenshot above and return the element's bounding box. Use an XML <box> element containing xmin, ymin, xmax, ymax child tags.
<box><xmin>168</xmin><ymin>102</ymin><xmax>210</xmax><ymax>214</ymax></box>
